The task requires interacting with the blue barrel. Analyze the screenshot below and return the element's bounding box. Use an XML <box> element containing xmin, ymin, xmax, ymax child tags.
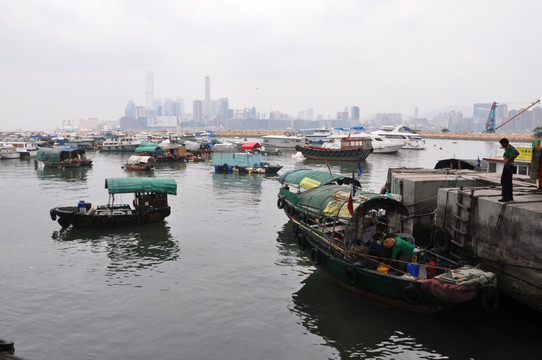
<box><xmin>78</xmin><ymin>200</ymin><xmax>86</xmax><ymax>213</ymax></box>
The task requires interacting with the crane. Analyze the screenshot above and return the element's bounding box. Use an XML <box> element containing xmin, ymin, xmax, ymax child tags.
<box><xmin>484</xmin><ymin>102</ymin><xmax>498</xmax><ymax>133</ymax></box>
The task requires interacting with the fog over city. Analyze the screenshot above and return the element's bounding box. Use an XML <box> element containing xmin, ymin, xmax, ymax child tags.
<box><xmin>1</xmin><ymin>0</ymin><xmax>541</xmax><ymax>130</ymax></box>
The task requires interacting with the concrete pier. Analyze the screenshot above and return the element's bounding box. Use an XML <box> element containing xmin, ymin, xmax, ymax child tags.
<box><xmin>386</xmin><ymin>168</ymin><xmax>542</xmax><ymax>312</ymax></box>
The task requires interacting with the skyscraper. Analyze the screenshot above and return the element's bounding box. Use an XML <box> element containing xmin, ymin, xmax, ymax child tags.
<box><xmin>204</xmin><ymin>76</ymin><xmax>211</xmax><ymax>126</ymax></box>
<box><xmin>145</xmin><ymin>71</ymin><xmax>154</xmax><ymax>116</ymax></box>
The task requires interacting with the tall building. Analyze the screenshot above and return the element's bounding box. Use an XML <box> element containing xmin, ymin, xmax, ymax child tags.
<box><xmin>125</xmin><ymin>100</ymin><xmax>136</xmax><ymax>118</ymax></box>
<box><xmin>217</xmin><ymin>98</ymin><xmax>229</xmax><ymax>124</ymax></box>
<box><xmin>350</xmin><ymin>106</ymin><xmax>360</xmax><ymax>121</ymax></box>
<box><xmin>204</xmin><ymin>76</ymin><xmax>211</xmax><ymax>126</ymax></box>
<box><xmin>145</xmin><ymin>71</ymin><xmax>154</xmax><ymax>116</ymax></box>
<box><xmin>193</xmin><ymin>100</ymin><xmax>203</xmax><ymax>124</ymax></box>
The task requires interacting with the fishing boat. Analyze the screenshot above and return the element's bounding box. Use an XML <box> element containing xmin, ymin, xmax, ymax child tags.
<box><xmin>50</xmin><ymin>177</ymin><xmax>177</xmax><ymax>228</ymax></box>
<box><xmin>11</xmin><ymin>141</ymin><xmax>39</xmax><ymax>158</ymax></box>
<box><xmin>294</xmin><ymin>135</ymin><xmax>373</xmax><ymax>162</ymax></box>
<box><xmin>277</xmin><ymin>169</ymin><xmax>498</xmax><ymax>314</ymax></box>
<box><xmin>212</xmin><ymin>142</ymin><xmax>283</xmax><ymax>174</ymax></box>
<box><xmin>35</xmin><ymin>147</ymin><xmax>92</xmax><ymax>168</ymax></box>
<box><xmin>123</xmin><ymin>155</ymin><xmax>155</xmax><ymax>171</ymax></box>
<box><xmin>98</xmin><ymin>135</ymin><xmax>141</xmax><ymax>152</ymax></box>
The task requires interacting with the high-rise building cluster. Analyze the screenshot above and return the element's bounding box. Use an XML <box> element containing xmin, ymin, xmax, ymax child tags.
<box><xmin>76</xmin><ymin>71</ymin><xmax>542</xmax><ymax>133</ymax></box>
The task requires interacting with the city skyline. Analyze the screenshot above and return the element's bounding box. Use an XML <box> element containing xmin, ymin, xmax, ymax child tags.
<box><xmin>1</xmin><ymin>1</ymin><xmax>541</xmax><ymax>130</ymax></box>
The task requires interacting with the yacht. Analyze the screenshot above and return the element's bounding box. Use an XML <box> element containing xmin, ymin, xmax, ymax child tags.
<box><xmin>371</xmin><ymin>125</ymin><xmax>425</xmax><ymax>150</ymax></box>
<box><xmin>261</xmin><ymin>134</ymin><xmax>306</xmax><ymax>149</ymax></box>
<box><xmin>327</xmin><ymin>128</ymin><xmax>404</xmax><ymax>154</ymax></box>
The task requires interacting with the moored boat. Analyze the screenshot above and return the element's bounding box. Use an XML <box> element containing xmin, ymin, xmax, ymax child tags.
<box><xmin>277</xmin><ymin>169</ymin><xmax>498</xmax><ymax>314</ymax></box>
<box><xmin>50</xmin><ymin>177</ymin><xmax>177</xmax><ymax>228</ymax></box>
<box><xmin>261</xmin><ymin>134</ymin><xmax>306</xmax><ymax>149</ymax></box>
<box><xmin>295</xmin><ymin>136</ymin><xmax>373</xmax><ymax>162</ymax></box>
<box><xmin>98</xmin><ymin>135</ymin><xmax>141</xmax><ymax>152</ymax></box>
<box><xmin>0</xmin><ymin>143</ymin><xmax>20</xmax><ymax>159</ymax></box>
<box><xmin>372</xmin><ymin>125</ymin><xmax>425</xmax><ymax>150</ymax></box>
<box><xmin>35</xmin><ymin>147</ymin><xmax>92</xmax><ymax>168</ymax></box>
<box><xmin>123</xmin><ymin>155</ymin><xmax>155</xmax><ymax>171</ymax></box>
<box><xmin>212</xmin><ymin>142</ymin><xmax>283</xmax><ymax>174</ymax></box>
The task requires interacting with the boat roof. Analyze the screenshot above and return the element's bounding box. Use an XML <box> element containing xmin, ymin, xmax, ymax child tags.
<box><xmin>279</xmin><ymin>169</ymin><xmax>360</xmax><ymax>188</ymax></box>
<box><xmin>126</xmin><ymin>155</ymin><xmax>153</xmax><ymax>165</ymax></box>
<box><xmin>434</xmin><ymin>158</ymin><xmax>487</xmax><ymax>171</ymax></box>
<box><xmin>105</xmin><ymin>178</ymin><xmax>177</xmax><ymax>195</ymax></box>
<box><xmin>297</xmin><ymin>184</ymin><xmax>409</xmax><ymax>219</ymax></box>
<box><xmin>240</xmin><ymin>142</ymin><xmax>261</xmax><ymax>150</ymax></box>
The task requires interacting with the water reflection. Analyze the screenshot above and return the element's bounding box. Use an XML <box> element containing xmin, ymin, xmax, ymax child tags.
<box><xmin>211</xmin><ymin>172</ymin><xmax>264</xmax><ymax>194</ymax></box>
<box><xmin>274</xmin><ymin>220</ymin><xmax>312</xmax><ymax>270</ymax></box>
<box><xmin>52</xmin><ymin>222</ymin><xmax>180</xmax><ymax>283</ymax></box>
<box><xmin>36</xmin><ymin>166</ymin><xmax>91</xmax><ymax>182</ymax></box>
<box><xmin>290</xmin><ymin>271</ymin><xmax>451</xmax><ymax>359</ymax></box>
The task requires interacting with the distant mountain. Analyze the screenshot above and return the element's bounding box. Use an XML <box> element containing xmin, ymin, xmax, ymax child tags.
<box><xmin>420</xmin><ymin>105</ymin><xmax>473</xmax><ymax>118</ymax></box>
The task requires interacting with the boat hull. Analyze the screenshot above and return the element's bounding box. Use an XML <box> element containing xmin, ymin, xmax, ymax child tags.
<box><xmin>295</xmin><ymin>145</ymin><xmax>372</xmax><ymax>162</ymax></box>
<box><xmin>213</xmin><ymin>164</ymin><xmax>282</xmax><ymax>174</ymax></box>
<box><xmin>50</xmin><ymin>205</ymin><xmax>170</xmax><ymax>228</ymax></box>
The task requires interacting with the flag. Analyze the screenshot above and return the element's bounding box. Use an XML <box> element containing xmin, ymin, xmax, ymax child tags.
<box><xmin>477</xmin><ymin>156</ymin><xmax>481</xmax><ymax>168</ymax></box>
<box><xmin>358</xmin><ymin>162</ymin><xmax>363</xmax><ymax>177</ymax></box>
<box><xmin>347</xmin><ymin>191</ymin><xmax>355</xmax><ymax>216</ymax></box>
<box><xmin>351</xmin><ymin>171</ymin><xmax>356</xmax><ymax>197</ymax></box>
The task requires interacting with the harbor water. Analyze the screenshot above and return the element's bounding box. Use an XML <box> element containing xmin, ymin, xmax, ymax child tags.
<box><xmin>1</xmin><ymin>138</ymin><xmax>540</xmax><ymax>359</ymax></box>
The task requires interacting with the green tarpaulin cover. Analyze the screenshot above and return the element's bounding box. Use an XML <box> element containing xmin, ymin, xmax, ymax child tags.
<box><xmin>105</xmin><ymin>178</ymin><xmax>177</xmax><ymax>195</ymax></box>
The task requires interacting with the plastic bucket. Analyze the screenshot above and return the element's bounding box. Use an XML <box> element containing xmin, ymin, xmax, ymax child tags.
<box><xmin>78</xmin><ymin>200</ymin><xmax>86</xmax><ymax>213</ymax></box>
<box><xmin>407</xmin><ymin>263</ymin><xmax>420</xmax><ymax>277</ymax></box>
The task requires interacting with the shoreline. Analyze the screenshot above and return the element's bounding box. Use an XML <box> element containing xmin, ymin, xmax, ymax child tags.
<box><xmin>211</xmin><ymin>130</ymin><xmax>538</xmax><ymax>143</ymax></box>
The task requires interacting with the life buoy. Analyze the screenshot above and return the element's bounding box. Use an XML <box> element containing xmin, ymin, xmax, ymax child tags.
<box><xmin>345</xmin><ymin>267</ymin><xmax>358</xmax><ymax>284</ymax></box>
<box><xmin>50</xmin><ymin>209</ymin><xmax>57</xmax><ymax>221</ymax></box>
<box><xmin>432</xmin><ymin>226</ymin><xmax>452</xmax><ymax>254</ymax></box>
<box><xmin>277</xmin><ymin>197</ymin><xmax>285</xmax><ymax>209</ymax></box>
<box><xmin>222</xmin><ymin>163</ymin><xmax>229</xmax><ymax>171</ymax></box>
<box><xmin>402</xmin><ymin>284</ymin><xmax>423</xmax><ymax>305</ymax></box>
<box><xmin>480</xmin><ymin>286</ymin><xmax>500</xmax><ymax>313</ymax></box>
<box><xmin>310</xmin><ymin>248</ymin><xmax>321</xmax><ymax>265</ymax></box>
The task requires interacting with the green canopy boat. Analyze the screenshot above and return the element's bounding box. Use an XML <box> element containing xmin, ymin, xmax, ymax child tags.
<box><xmin>50</xmin><ymin>177</ymin><xmax>177</xmax><ymax>228</ymax></box>
<box><xmin>277</xmin><ymin>169</ymin><xmax>498</xmax><ymax>314</ymax></box>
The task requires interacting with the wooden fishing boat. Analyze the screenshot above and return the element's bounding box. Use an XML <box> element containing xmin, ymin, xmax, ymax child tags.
<box><xmin>123</xmin><ymin>155</ymin><xmax>155</xmax><ymax>171</ymax></box>
<box><xmin>277</xmin><ymin>169</ymin><xmax>498</xmax><ymax>314</ymax></box>
<box><xmin>212</xmin><ymin>142</ymin><xmax>283</xmax><ymax>174</ymax></box>
<box><xmin>294</xmin><ymin>136</ymin><xmax>373</xmax><ymax>162</ymax></box>
<box><xmin>35</xmin><ymin>147</ymin><xmax>92</xmax><ymax>168</ymax></box>
<box><xmin>50</xmin><ymin>177</ymin><xmax>177</xmax><ymax>228</ymax></box>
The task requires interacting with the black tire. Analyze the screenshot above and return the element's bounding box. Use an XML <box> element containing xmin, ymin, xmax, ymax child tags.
<box><xmin>293</xmin><ymin>223</ymin><xmax>300</xmax><ymax>236</ymax></box>
<box><xmin>296</xmin><ymin>233</ymin><xmax>307</xmax><ymax>250</ymax></box>
<box><xmin>345</xmin><ymin>267</ymin><xmax>358</xmax><ymax>284</ymax></box>
<box><xmin>480</xmin><ymin>286</ymin><xmax>500</xmax><ymax>313</ymax></box>
<box><xmin>402</xmin><ymin>284</ymin><xmax>422</xmax><ymax>305</ymax></box>
<box><xmin>0</xmin><ymin>339</ymin><xmax>15</xmax><ymax>354</ymax></box>
<box><xmin>310</xmin><ymin>248</ymin><xmax>321</xmax><ymax>265</ymax></box>
<box><xmin>277</xmin><ymin>197</ymin><xmax>285</xmax><ymax>209</ymax></box>
<box><xmin>222</xmin><ymin>163</ymin><xmax>229</xmax><ymax>171</ymax></box>
<box><xmin>50</xmin><ymin>209</ymin><xmax>57</xmax><ymax>221</ymax></box>
<box><xmin>285</xmin><ymin>203</ymin><xmax>295</xmax><ymax>217</ymax></box>
<box><xmin>432</xmin><ymin>226</ymin><xmax>452</xmax><ymax>254</ymax></box>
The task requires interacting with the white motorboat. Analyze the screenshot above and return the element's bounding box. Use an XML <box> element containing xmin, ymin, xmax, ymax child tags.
<box><xmin>99</xmin><ymin>135</ymin><xmax>142</xmax><ymax>152</ymax></box>
<box><xmin>0</xmin><ymin>143</ymin><xmax>21</xmax><ymax>159</ymax></box>
<box><xmin>371</xmin><ymin>125</ymin><xmax>426</xmax><ymax>150</ymax></box>
<box><xmin>261</xmin><ymin>134</ymin><xmax>306</xmax><ymax>149</ymax></box>
<box><xmin>326</xmin><ymin>128</ymin><xmax>403</xmax><ymax>154</ymax></box>
<box><xmin>11</xmin><ymin>141</ymin><xmax>39</xmax><ymax>158</ymax></box>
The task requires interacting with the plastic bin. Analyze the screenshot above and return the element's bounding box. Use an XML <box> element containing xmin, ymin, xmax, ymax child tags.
<box><xmin>78</xmin><ymin>200</ymin><xmax>86</xmax><ymax>213</ymax></box>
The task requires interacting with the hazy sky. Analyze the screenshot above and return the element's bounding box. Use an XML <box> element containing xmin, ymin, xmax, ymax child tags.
<box><xmin>1</xmin><ymin>0</ymin><xmax>541</xmax><ymax>130</ymax></box>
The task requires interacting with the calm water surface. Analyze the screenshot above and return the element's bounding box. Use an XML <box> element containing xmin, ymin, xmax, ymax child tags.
<box><xmin>0</xmin><ymin>138</ymin><xmax>539</xmax><ymax>359</ymax></box>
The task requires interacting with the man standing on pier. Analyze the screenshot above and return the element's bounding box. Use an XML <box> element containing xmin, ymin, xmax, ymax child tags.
<box><xmin>499</xmin><ymin>138</ymin><xmax>520</xmax><ymax>202</ymax></box>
